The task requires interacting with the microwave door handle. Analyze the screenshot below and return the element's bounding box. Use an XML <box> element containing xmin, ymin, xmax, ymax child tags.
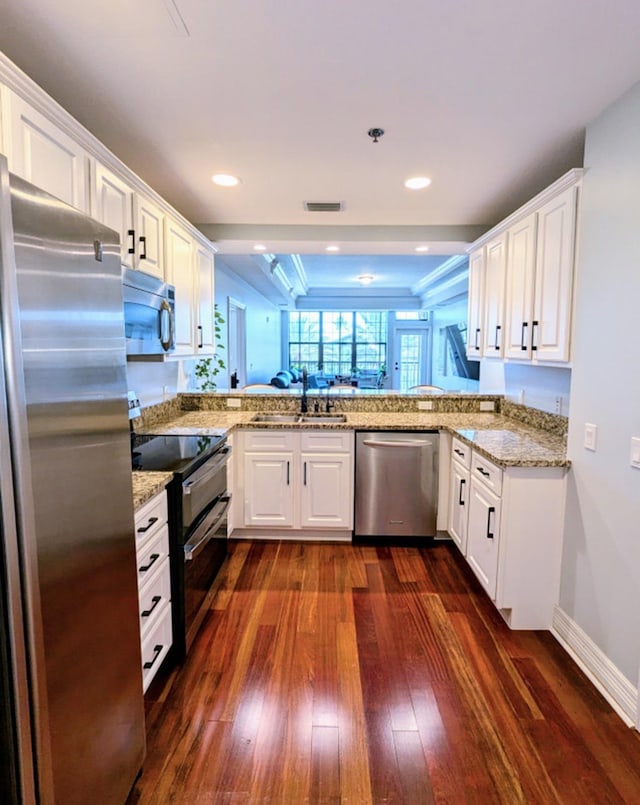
<box><xmin>184</xmin><ymin>495</ymin><xmax>231</xmax><ymax>561</ymax></box>
<box><xmin>158</xmin><ymin>299</ymin><xmax>174</xmax><ymax>352</ymax></box>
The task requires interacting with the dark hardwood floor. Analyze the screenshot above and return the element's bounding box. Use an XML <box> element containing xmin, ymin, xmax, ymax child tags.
<box><xmin>127</xmin><ymin>540</ymin><xmax>640</xmax><ymax>804</ymax></box>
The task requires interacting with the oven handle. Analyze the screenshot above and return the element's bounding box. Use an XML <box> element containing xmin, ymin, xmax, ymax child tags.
<box><xmin>182</xmin><ymin>446</ymin><xmax>230</xmax><ymax>496</ymax></box>
<box><xmin>184</xmin><ymin>494</ymin><xmax>231</xmax><ymax>562</ymax></box>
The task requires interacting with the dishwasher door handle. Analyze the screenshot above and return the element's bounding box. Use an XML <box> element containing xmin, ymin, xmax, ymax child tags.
<box><xmin>362</xmin><ymin>439</ymin><xmax>433</xmax><ymax>448</ymax></box>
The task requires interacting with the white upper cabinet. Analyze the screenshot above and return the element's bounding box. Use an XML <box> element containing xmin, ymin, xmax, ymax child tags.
<box><xmin>482</xmin><ymin>233</ymin><xmax>508</xmax><ymax>357</ymax></box>
<box><xmin>92</xmin><ymin>163</ymin><xmax>136</xmax><ymax>266</ymax></box>
<box><xmin>466</xmin><ymin>249</ymin><xmax>485</xmax><ymax>360</ymax></box>
<box><xmin>195</xmin><ymin>245</ymin><xmax>215</xmax><ymax>353</ymax></box>
<box><xmin>468</xmin><ymin>169</ymin><xmax>582</xmax><ymax>367</ymax></box>
<box><xmin>164</xmin><ymin>217</ymin><xmax>195</xmax><ymax>355</ymax></box>
<box><xmin>134</xmin><ymin>194</ymin><xmax>165</xmax><ymax>279</ymax></box>
<box><xmin>531</xmin><ymin>185</ymin><xmax>578</xmax><ymax>363</ymax></box>
<box><xmin>503</xmin><ymin>212</ymin><xmax>538</xmax><ymax>359</ymax></box>
<box><xmin>2</xmin><ymin>88</ymin><xmax>89</xmax><ymax>212</ymax></box>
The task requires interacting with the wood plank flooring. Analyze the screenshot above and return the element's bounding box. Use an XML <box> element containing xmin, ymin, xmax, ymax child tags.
<box><xmin>126</xmin><ymin>540</ymin><xmax>640</xmax><ymax>804</ymax></box>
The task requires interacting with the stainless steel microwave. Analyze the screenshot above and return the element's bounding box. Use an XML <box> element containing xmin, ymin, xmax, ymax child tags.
<box><xmin>122</xmin><ymin>267</ymin><xmax>175</xmax><ymax>357</ymax></box>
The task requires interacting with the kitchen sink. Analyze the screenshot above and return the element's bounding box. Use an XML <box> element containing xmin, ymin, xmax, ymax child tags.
<box><xmin>251</xmin><ymin>414</ymin><xmax>301</xmax><ymax>423</ymax></box>
<box><xmin>299</xmin><ymin>414</ymin><xmax>347</xmax><ymax>423</ymax></box>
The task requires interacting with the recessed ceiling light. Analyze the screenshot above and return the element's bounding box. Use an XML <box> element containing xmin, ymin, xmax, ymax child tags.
<box><xmin>212</xmin><ymin>173</ymin><xmax>241</xmax><ymax>187</ymax></box>
<box><xmin>326</xmin><ymin>245</ymin><xmax>340</xmax><ymax>252</ymax></box>
<box><xmin>357</xmin><ymin>274</ymin><xmax>374</xmax><ymax>285</ymax></box>
<box><xmin>253</xmin><ymin>244</ymin><xmax>266</xmax><ymax>251</ymax></box>
<box><xmin>404</xmin><ymin>176</ymin><xmax>432</xmax><ymax>190</ymax></box>
<box><xmin>415</xmin><ymin>245</ymin><xmax>430</xmax><ymax>252</ymax></box>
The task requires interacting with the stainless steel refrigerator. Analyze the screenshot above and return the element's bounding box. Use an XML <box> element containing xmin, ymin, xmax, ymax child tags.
<box><xmin>0</xmin><ymin>155</ymin><xmax>145</xmax><ymax>804</ymax></box>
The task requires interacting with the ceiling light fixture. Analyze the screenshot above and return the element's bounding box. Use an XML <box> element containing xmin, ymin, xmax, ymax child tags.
<box><xmin>212</xmin><ymin>173</ymin><xmax>241</xmax><ymax>187</ymax></box>
<box><xmin>404</xmin><ymin>176</ymin><xmax>432</xmax><ymax>190</ymax></box>
<box><xmin>326</xmin><ymin>245</ymin><xmax>340</xmax><ymax>252</ymax></box>
<box><xmin>357</xmin><ymin>273</ymin><xmax>374</xmax><ymax>285</ymax></box>
<box><xmin>415</xmin><ymin>245</ymin><xmax>430</xmax><ymax>252</ymax></box>
<box><xmin>253</xmin><ymin>243</ymin><xmax>266</xmax><ymax>251</ymax></box>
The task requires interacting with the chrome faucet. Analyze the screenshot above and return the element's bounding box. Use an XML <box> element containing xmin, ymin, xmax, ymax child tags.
<box><xmin>300</xmin><ymin>367</ymin><xmax>308</xmax><ymax>413</ymax></box>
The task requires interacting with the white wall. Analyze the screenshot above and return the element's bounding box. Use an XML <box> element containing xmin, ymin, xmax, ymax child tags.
<box><xmin>215</xmin><ymin>261</ymin><xmax>282</xmax><ymax>385</ymax></box>
<box><xmin>559</xmin><ymin>81</ymin><xmax>640</xmax><ymax>686</ymax></box>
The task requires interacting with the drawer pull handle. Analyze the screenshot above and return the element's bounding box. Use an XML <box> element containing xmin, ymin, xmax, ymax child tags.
<box><xmin>494</xmin><ymin>324</ymin><xmax>501</xmax><ymax>350</ymax></box>
<box><xmin>477</xmin><ymin>467</ymin><xmax>490</xmax><ymax>478</ymax></box>
<box><xmin>531</xmin><ymin>320</ymin><xmax>539</xmax><ymax>351</ymax></box>
<box><xmin>141</xmin><ymin>595</ymin><xmax>162</xmax><ymax>618</ymax></box>
<box><xmin>139</xmin><ymin>234</ymin><xmax>147</xmax><ymax>260</ymax></box>
<box><xmin>474</xmin><ymin>327</ymin><xmax>480</xmax><ymax>350</ymax></box>
<box><xmin>458</xmin><ymin>478</ymin><xmax>466</xmax><ymax>506</ymax></box>
<box><xmin>137</xmin><ymin>516</ymin><xmax>159</xmax><ymax>534</ymax></box>
<box><xmin>303</xmin><ymin>461</ymin><xmax>307</xmax><ymax>486</ymax></box>
<box><xmin>286</xmin><ymin>460</ymin><xmax>290</xmax><ymax>485</ymax></box>
<box><xmin>486</xmin><ymin>506</ymin><xmax>496</xmax><ymax>540</ymax></box>
<box><xmin>521</xmin><ymin>321</ymin><xmax>528</xmax><ymax>351</ymax></box>
<box><xmin>143</xmin><ymin>644</ymin><xmax>163</xmax><ymax>670</ymax></box>
<box><xmin>454</xmin><ymin>448</ymin><xmax>465</xmax><ymax>457</ymax></box>
<box><xmin>127</xmin><ymin>228</ymin><xmax>136</xmax><ymax>255</ymax></box>
<box><xmin>139</xmin><ymin>553</ymin><xmax>160</xmax><ymax>573</ymax></box>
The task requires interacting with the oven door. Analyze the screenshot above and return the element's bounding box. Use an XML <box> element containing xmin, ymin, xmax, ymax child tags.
<box><xmin>183</xmin><ymin>493</ymin><xmax>230</xmax><ymax>651</ymax></box>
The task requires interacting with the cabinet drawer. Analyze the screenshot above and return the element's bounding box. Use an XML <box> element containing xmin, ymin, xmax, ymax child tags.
<box><xmin>243</xmin><ymin>430</ymin><xmax>296</xmax><ymax>452</ymax></box>
<box><xmin>471</xmin><ymin>453</ymin><xmax>503</xmax><ymax>496</ymax></box>
<box><xmin>134</xmin><ymin>491</ymin><xmax>168</xmax><ymax>548</ymax></box>
<box><xmin>451</xmin><ymin>437</ymin><xmax>471</xmax><ymax>468</ymax></box>
<box><xmin>300</xmin><ymin>430</ymin><xmax>353</xmax><ymax>452</ymax></box>
<box><xmin>138</xmin><ymin>557</ymin><xmax>171</xmax><ymax>639</ymax></box>
<box><xmin>136</xmin><ymin>524</ymin><xmax>169</xmax><ymax>586</ymax></box>
<box><xmin>141</xmin><ymin>601</ymin><xmax>172</xmax><ymax>692</ymax></box>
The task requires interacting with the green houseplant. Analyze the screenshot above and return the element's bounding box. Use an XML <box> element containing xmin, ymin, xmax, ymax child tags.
<box><xmin>194</xmin><ymin>304</ymin><xmax>226</xmax><ymax>391</ymax></box>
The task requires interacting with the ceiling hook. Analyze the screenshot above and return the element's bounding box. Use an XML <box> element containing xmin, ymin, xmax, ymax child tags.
<box><xmin>367</xmin><ymin>128</ymin><xmax>385</xmax><ymax>143</ymax></box>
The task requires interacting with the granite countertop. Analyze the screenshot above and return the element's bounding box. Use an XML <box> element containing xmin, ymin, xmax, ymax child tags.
<box><xmin>132</xmin><ymin>470</ymin><xmax>174</xmax><ymax>510</ymax></box>
<box><xmin>137</xmin><ymin>410</ymin><xmax>569</xmax><ymax>469</ymax></box>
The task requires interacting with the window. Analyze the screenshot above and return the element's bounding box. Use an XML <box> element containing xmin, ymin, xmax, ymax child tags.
<box><xmin>288</xmin><ymin>311</ymin><xmax>387</xmax><ymax>376</ymax></box>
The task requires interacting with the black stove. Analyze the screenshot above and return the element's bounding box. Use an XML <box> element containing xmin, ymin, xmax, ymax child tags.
<box><xmin>131</xmin><ymin>432</ymin><xmax>226</xmax><ymax>476</ymax></box>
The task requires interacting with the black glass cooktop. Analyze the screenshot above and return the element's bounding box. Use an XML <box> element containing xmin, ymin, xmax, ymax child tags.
<box><xmin>131</xmin><ymin>432</ymin><xmax>226</xmax><ymax>476</ymax></box>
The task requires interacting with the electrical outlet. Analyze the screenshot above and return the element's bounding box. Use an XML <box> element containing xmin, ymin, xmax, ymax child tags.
<box><xmin>226</xmin><ymin>398</ymin><xmax>241</xmax><ymax>408</ymax></box>
<box><xmin>554</xmin><ymin>396</ymin><xmax>562</xmax><ymax>414</ymax></box>
<box><xmin>479</xmin><ymin>401</ymin><xmax>495</xmax><ymax>412</ymax></box>
<box><xmin>417</xmin><ymin>400</ymin><xmax>433</xmax><ymax>411</ymax></box>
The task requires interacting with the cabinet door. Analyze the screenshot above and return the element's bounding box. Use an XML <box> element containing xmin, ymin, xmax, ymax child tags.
<box><xmin>243</xmin><ymin>453</ymin><xmax>294</xmax><ymax>527</ymax></box>
<box><xmin>195</xmin><ymin>245</ymin><xmax>215</xmax><ymax>353</ymax></box>
<box><xmin>448</xmin><ymin>460</ymin><xmax>469</xmax><ymax>553</ymax></box>
<box><xmin>165</xmin><ymin>218</ymin><xmax>196</xmax><ymax>355</ymax></box>
<box><xmin>466</xmin><ymin>249</ymin><xmax>484</xmax><ymax>359</ymax></box>
<box><xmin>503</xmin><ymin>212</ymin><xmax>537</xmax><ymax>360</ymax></box>
<box><xmin>482</xmin><ymin>234</ymin><xmax>507</xmax><ymax>357</ymax></box>
<box><xmin>532</xmin><ymin>186</ymin><xmax>578</xmax><ymax>363</ymax></box>
<box><xmin>466</xmin><ymin>477</ymin><xmax>501</xmax><ymax>599</ymax></box>
<box><xmin>300</xmin><ymin>453</ymin><xmax>353</xmax><ymax>528</ymax></box>
<box><xmin>4</xmin><ymin>89</ymin><xmax>89</xmax><ymax>212</ymax></box>
<box><xmin>92</xmin><ymin>163</ymin><xmax>135</xmax><ymax>266</ymax></box>
<box><xmin>134</xmin><ymin>194</ymin><xmax>165</xmax><ymax>279</ymax></box>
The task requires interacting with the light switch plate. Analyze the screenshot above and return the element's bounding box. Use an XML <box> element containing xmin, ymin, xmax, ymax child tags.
<box><xmin>584</xmin><ymin>423</ymin><xmax>597</xmax><ymax>451</ymax></box>
<box><xmin>417</xmin><ymin>400</ymin><xmax>433</xmax><ymax>411</ymax></box>
<box><xmin>479</xmin><ymin>401</ymin><xmax>495</xmax><ymax>412</ymax></box>
<box><xmin>630</xmin><ymin>437</ymin><xmax>640</xmax><ymax>469</ymax></box>
<box><xmin>226</xmin><ymin>398</ymin><xmax>241</xmax><ymax>408</ymax></box>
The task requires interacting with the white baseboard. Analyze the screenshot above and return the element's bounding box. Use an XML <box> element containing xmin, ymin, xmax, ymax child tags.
<box><xmin>552</xmin><ymin>606</ymin><xmax>637</xmax><ymax>728</ymax></box>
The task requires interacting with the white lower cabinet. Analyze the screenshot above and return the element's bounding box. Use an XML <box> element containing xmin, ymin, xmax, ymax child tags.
<box><xmin>134</xmin><ymin>489</ymin><xmax>172</xmax><ymax>692</ymax></box>
<box><xmin>237</xmin><ymin>429</ymin><xmax>354</xmax><ymax>535</ymax></box>
<box><xmin>447</xmin><ymin>437</ymin><xmax>567</xmax><ymax>629</ymax></box>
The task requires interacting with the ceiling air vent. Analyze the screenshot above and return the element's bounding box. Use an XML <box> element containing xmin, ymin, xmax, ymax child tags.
<box><xmin>304</xmin><ymin>201</ymin><xmax>343</xmax><ymax>212</ymax></box>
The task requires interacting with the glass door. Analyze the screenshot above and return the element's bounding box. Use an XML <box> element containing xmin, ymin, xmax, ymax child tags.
<box><xmin>391</xmin><ymin>327</ymin><xmax>430</xmax><ymax>391</ymax></box>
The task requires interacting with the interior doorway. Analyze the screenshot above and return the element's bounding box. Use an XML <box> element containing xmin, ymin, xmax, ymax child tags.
<box><xmin>391</xmin><ymin>326</ymin><xmax>431</xmax><ymax>391</ymax></box>
<box><xmin>226</xmin><ymin>297</ymin><xmax>247</xmax><ymax>389</ymax></box>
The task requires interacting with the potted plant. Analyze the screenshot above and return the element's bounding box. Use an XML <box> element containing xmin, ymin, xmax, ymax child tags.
<box><xmin>194</xmin><ymin>305</ymin><xmax>226</xmax><ymax>391</ymax></box>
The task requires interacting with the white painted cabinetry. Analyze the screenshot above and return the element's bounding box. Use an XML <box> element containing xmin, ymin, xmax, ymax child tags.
<box><xmin>466</xmin><ymin>249</ymin><xmax>485</xmax><ymax>360</ymax></box>
<box><xmin>134</xmin><ymin>490</ymin><xmax>172</xmax><ymax>692</ymax></box>
<box><xmin>447</xmin><ymin>438</ymin><xmax>567</xmax><ymax>629</ymax></box>
<box><xmin>165</xmin><ymin>217</ymin><xmax>196</xmax><ymax>355</ymax></box>
<box><xmin>195</xmin><ymin>244</ymin><xmax>216</xmax><ymax>353</ymax></box>
<box><xmin>467</xmin><ymin>170</ymin><xmax>582</xmax><ymax>366</ymax></box>
<box><xmin>482</xmin><ymin>233</ymin><xmax>508</xmax><ymax>357</ymax></box>
<box><xmin>2</xmin><ymin>88</ymin><xmax>90</xmax><ymax>212</ymax></box>
<box><xmin>238</xmin><ymin>429</ymin><xmax>354</xmax><ymax>535</ymax></box>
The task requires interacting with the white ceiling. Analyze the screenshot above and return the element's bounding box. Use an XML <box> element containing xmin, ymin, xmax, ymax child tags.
<box><xmin>2</xmin><ymin>0</ymin><xmax>640</xmax><ymax>300</ymax></box>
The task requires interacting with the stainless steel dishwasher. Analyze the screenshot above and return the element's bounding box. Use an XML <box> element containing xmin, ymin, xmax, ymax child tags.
<box><xmin>355</xmin><ymin>431</ymin><xmax>439</xmax><ymax>539</ymax></box>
